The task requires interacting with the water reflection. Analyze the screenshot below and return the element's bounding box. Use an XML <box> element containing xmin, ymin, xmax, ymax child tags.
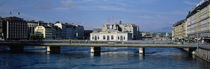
<box><xmin>0</xmin><ymin>47</ymin><xmax>209</xmax><ymax>69</ymax></box>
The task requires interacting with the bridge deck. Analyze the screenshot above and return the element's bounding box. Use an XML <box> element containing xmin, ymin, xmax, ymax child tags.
<box><xmin>0</xmin><ymin>40</ymin><xmax>197</xmax><ymax>48</ymax></box>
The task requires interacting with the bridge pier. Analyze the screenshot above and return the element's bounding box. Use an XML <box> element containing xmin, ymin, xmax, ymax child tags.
<box><xmin>9</xmin><ymin>45</ymin><xmax>24</xmax><ymax>53</ymax></box>
<box><xmin>182</xmin><ymin>48</ymin><xmax>196</xmax><ymax>55</ymax></box>
<box><xmin>46</xmin><ymin>46</ymin><xmax>60</xmax><ymax>54</ymax></box>
<box><xmin>139</xmin><ymin>48</ymin><xmax>145</xmax><ymax>55</ymax></box>
<box><xmin>90</xmin><ymin>47</ymin><xmax>101</xmax><ymax>56</ymax></box>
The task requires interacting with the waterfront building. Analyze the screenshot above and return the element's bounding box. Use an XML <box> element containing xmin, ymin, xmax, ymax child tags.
<box><xmin>34</xmin><ymin>25</ymin><xmax>58</xmax><ymax>39</ymax></box>
<box><xmin>84</xmin><ymin>30</ymin><xmax>93</xmax><ymax>40</ymax></box>
<box><xmin>90</xmin><ymin>31</ymin><xmax>132</xmax><ymax>41</ymax></box>
<box><xmin>54</xmin><ymin>22</ymin><xmax>84</xmax><ymax>39</ymax></box>
<box><xmin>2</xmin><ymin>17</ymin><xmax>28</xmax><ymax>40</ymax></box>
<box><xmin>140</xmin><ymin>32</ymin><xmax>153</xmax><ymax>40</ymax></box>
<box><xmin>27</xmin><ymin>20</ymin><xmax>39</xmax><ymax>38</ymax></box>
<box><xmin>173</xmin><ymin>0</ymin><xmax>210</xmax><ymax>42</ymax></box>
<box><xmin>101</xmin><ymin>21</ymin><xmax>140</xmax><ymax>40</ymax></box>
<box><xmin>186</xmin><ymin>0</ymin><xmax>210</xmax><ymax>40</ymax></box>
<box><xmin>90</xmin><ymin>21</ymin><xmax>138</xmax><ymax>41</ymax></box>
<box><xmin>0</xmin><ymin>17</ymin><xmax>3</xmax><ymax>39</ymax></box>
<box><xmin>172</xmin><ymin>20</ymin><xmax>187</xmax><ymax>40</ymax></box>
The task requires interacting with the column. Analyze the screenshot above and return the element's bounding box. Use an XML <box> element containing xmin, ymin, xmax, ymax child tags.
<box><xmin>139</xmin><ymin>48</ymin><xmax>145</xmax><ymax>55</ymax></box>
<box><xmin>189</xmin><ymin>48</ymin><xmax>196</xmax><ymax>55</ymax></box>
<box><xmin>46</xmin><ymin>46</ymin><xmax>60</xmax><ymax>54</ymax></box>
<box><xmin>90</xmin><ymin>47</ymin><xmax>101</xmax><ymax>56</ymax></box>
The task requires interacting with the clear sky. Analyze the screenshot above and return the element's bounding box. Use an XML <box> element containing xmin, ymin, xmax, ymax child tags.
<box><xmin>0</xmin><ymin>0</ymin><xmax>201</xmax><ymax>32</ymax></box>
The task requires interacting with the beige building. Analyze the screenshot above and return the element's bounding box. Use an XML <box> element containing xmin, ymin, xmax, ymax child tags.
<box><xmin>34</xmin><ymin>26</ymin><xmax>46</xmax><ymax>38</ymax></box>
<box><xmin>172</xmin><ymin>20</ymin><xmax>187</xmax><ymax>40</ymax></box>
<box><xmin>186</xmin><ymin>1</ymin><xmax>210</xmax><ymax>39</ymax></box>
<box><xmin>172</xmin><ymin>0</ymin><xmax>210</xmax><ymax>42</ymax></box>
<box><xmin>34</xmin><ymin>25</ymin><xmax>56</xmax><ymax>39</ymax></box>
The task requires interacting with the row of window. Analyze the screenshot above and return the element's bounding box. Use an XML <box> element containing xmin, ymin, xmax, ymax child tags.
<box><xmin>92</xmin><ymin>35</ymin><xmax>126</xmax><ymax>40</ymax></box>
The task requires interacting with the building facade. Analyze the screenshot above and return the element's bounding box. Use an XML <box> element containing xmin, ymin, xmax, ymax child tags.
<box><xmin>101</xmin><ymin>21</ymin><xmax>140</xmax><ymax>40</ymax></box>
<box><xmin>186</xmin><ymin>1</ymin><xmax>210</xmax><ymax>39</ymax></box>
<box><xmin>172</xmin><ymin>0</ymin><xmax>210</xmax><ymax>42</ymax></box>
<box><xmin>90</xmin><ymin>21</ymin><xmax>139</xmax><ymax>41</ymax></box>
<box><xmin>0</xmin><ymin>17</ymin><xmax>3</xmax><ymax>39</ymax></box>
<box><xmin>27</xmin><ymin>20</ymin><xmax>39</xmax><ymax>38</ymax></box>
<box><xmin>34</xmin><ymin>25</ymin><xmax>57</xmax><ymax>40</ymax></box>
<box><xmin>2</xmin><ymin>17</ymin><xmax>28</xmax><ymax>40</ymax></box>
<box><xmin>90</xmin><ymin>31</ymin><xmax>132</xmax><ymax>41</ymax></box>
<box><xmin>54</xmin><ymin>22</ymin><xmax>84</xmax><ymax>39</ymax></box>
<box><xmin>172</xmin><ymin>20</ymin><xmax>188</xmax><ymax>40</ymax></box>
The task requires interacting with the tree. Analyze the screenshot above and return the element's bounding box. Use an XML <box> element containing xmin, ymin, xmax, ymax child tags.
<box><xmin>30</xmin><ymin>34</ymin><xmax>43</xmax><ymax>40</ymax></box>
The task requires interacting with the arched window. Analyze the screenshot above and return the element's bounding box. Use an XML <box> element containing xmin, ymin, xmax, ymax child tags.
<box><xmin>103</xmin><ymin>35</ymin><xmax>106</xmax><ymax>40</ymax></box>
<box><xmin>118</xmin><ymin>36</ymin><xmax>120</xmax><ymax>40</ymax></box>
<box><xmin>120</xmin><ymin>36</ymin><xmax>123</xmax><ymax>40</ymax></box>
<box><xmin>98</xmin><ymin>36</ymin><xmax>100</xmax><ymax>40</ymax></box>
<box><xmin>111</xmin><ymin>35</ymin><xmax>114</xmax><ymax>40</ymax></box>
<box><xmin>107</xmin><ymin>35</ymin><xmax>110</xmax><ymax>40</ymax></box>
<box><xmin>95</xmin><ymin>36</ymin><xmax>97</xmax><ymax>40</ymax></box>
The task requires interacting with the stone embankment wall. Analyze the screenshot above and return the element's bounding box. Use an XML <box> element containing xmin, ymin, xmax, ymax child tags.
<box><xmin>195</xmin><ymin>47</ymin><xmax>210</xmax><ymax>62</ymax></box>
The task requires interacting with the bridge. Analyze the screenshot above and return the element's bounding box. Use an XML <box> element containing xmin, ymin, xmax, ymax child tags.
<box><xmin>0</xmin><ymin>40</ymin><xmax>198</xmax><ymax>55</ymax></box>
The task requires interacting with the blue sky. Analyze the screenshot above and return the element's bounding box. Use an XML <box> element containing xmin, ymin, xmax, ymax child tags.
<box><xmin>0</xmin><ymin>0</ymin><xmax>201</xmax><ymax>32</ymax></box>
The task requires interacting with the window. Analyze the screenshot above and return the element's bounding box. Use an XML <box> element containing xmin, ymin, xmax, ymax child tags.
<box><xmin>98</xmin><ymin>36</ymin><xmax>99</xmax><ymax>40</ymax></box>
<box><xmin>107</xmin><ymin>36</ymin><xmax>110</xmax><ymax>40</ymax></box>
<box><xmin>120</xmin><ymin>36</ymin><xmax>123</xmax><ymax>40</ymax></box>
<box><xmin>95</xmin><ymin>36</ymin><xmax>97</xmax><ymax>40</ymax></box>
<box><xmin>92</xmin><ymin>36</ymin><xmax>94</xmax><ymax>40</ymax></box>
<box><xmin>111</xmin><ymin>35</ymin><xmax>114</xmax><ymax>40</ymax></box>
<box><xmin>118</xmin><ymin>36</ymin><xmax>120</xmax><ymax>40</ymax></box>
<box><xmin>103</xmin><ymin>35</ymin><xmax>105</xmax><ymax>40</ymax></box>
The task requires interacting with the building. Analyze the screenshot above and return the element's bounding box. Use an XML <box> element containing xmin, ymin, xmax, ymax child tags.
<box><xmin>101</xmin><ymin>20</ymin><xmax>140</xmax><ymax>40</ymax></box>
<box><xmin>173</xmin><ymin>0</ymin><xmax>210</xmax><ymax>42</ymax></box>
<box><xmin>186</xmin><ymin>0</ymin><xmax>210</xmax><ymax>40</ymax></box>
<box><xmin>34</xmin><ymin>25</ymin><xmax>58</xmax><ymax>40</ymax></box>
<box><xmin>0</xmin><ymin>17</ymin><xmax>3</xmax><ymax>39</ymax></box>
<box><xmin>27</xmin><ymin>20</ymin><xmax>39</xmax><ymax>38</ymax></box>
<box><xmin>172</xmin><ymin>20</ymin><xmax>187</xmax><ymax>40</ymax></box>
<box><xmin>84</xmin><ymin>30</ymin><xmax>93</xmax><ymax>40</ymax></box>
<box><xmin>90</xmin><ymin>21</ymin><xmax>139</xmax><ymax>41</ymax></box>
<box><xmin>2</xmin><ymin>17</ymin><xmax>28</xmax><ymax>40</ymax></box>
<box><xmin>90</xmin><ymin>31</ymin><xmax>132</xmax><ymax>41</ymax></box>
<box><xmin>54</xmin><ymin>22</ymin><xmax>84</xmax><ymax>39</ymax></box>
<box><xmin>141</xmin><ymin>32</ymin><xmax>171</xmax><ymax>40</ymax></box>
<box><xmin>140</xmin><ymin>32</ymin><xmax>153</xmax><ymax>40</ymax></box>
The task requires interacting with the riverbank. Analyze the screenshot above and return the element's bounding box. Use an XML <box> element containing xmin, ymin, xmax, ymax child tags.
<box><xmin>181</xmin><ymin>46</ymin><xmax>210</xmax><ymax>63</ymax></box>
<box><xmin>195</xmin><ymin>47</ymin><xmax>210</xmax><ymax>62</ymax></box>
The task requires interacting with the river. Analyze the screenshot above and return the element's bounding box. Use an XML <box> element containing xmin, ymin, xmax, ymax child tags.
<box><xmin>0</xmin><ymin>47</ymin><xmax>209</xmax><ymax>69</ymax></box>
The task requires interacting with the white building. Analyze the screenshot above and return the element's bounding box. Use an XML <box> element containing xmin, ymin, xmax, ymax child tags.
<box><xmin>101</xmin><ymin>21</ymin><xmax>140</xmax><ymax>40</ymax></box>
<box><xmin>90</xmin><ymin>31</ymin><xmax>132</xmax><ymax>41</ymax></box>
<box><xmin>90</xmin><ymin>21</ymin><xmax>139</xmax><ymax>41</ymax></box>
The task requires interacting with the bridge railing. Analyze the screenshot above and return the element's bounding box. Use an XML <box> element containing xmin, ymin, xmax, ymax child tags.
<box><xmin>40</xmin><ymin>40</ymin><xmax>176</xmax><ymax>45</ymax></box>
<box><xmin>0</xmin><ymin>40</ymin><xmax>204</xmax><ymax>48</ymax></box>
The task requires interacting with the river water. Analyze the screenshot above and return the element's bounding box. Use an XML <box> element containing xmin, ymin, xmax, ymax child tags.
<box><xmin>0</xmin><ymin>47</ymin><xmax>209</xmax><ymax>69</ymax></box>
